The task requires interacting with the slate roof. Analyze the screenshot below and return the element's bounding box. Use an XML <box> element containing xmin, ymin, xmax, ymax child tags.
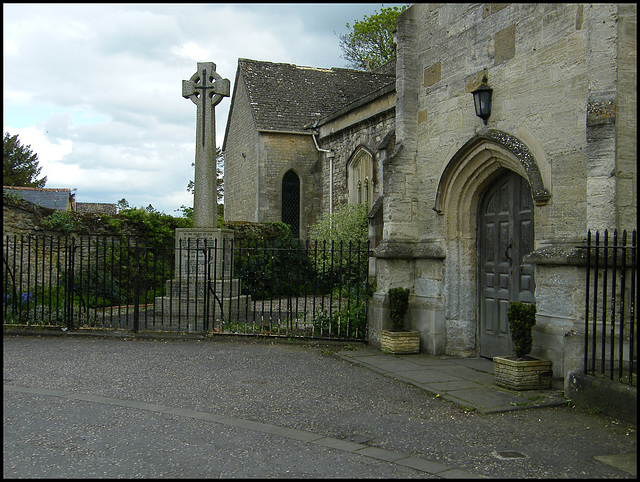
<box><xmin>236</xmin><ymin>58</ymin><xmax>395</xmax><ymax>134</ymax></box>
<box><xmin>3</xmin><ymin>186</ymin><xmax>74</xmax><ymax>211</ymax></box>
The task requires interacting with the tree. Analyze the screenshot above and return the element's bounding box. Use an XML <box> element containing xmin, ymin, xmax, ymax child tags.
<box><xmin>338</xmin><ymin>5</ymin><xmax>408</xmax><ymax>71</ymax></box>
<box><xmin>186</xmin><ymin>146</ymin><xmax>224</xmax><ymax>202</ymax></box>
<box><xmin>3</xmin><ymin>132</ymin><xmax>47</xmax><ymax>187</ymax></box>
<box><xmin>116</xmin><ymin>198</ymin><xmax>130</xmax><ymax>212</ymax></box>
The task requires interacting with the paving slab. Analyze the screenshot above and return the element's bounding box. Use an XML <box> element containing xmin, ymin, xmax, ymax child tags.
<box><xmin>354</xmin><ymin>356</ymin><xmax>428</xmax><ymax>372</ymax></box>
<box><xmin>593</xmin><ymin>453</ymin><xmax>637</xmax><ymax>476</ymax></box>
<box><xmin>394</xmin><ymin>368</ymin><xmax>460</xmax><ymax>383</ymax></box>
<box><xmin>337</xmin><ymin>347</ymin><xmax>567</xmax><ymax>414</ymax></box>
<box><xmin>420</xmin><ymin>380</ymin><xmax>482</xmax><ymax>392</ymax></box>
<box><xmin>436</xmin><ymin>365</ymin><xmax>493</xmax><ymax>381</ymax></box>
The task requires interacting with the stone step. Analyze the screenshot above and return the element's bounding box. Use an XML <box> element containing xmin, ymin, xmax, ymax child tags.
<box><xmin>154</xmin><ymin>295</ymin><xmax>252</xmax><ymax>317</ymax></box>
<box><xmin>164</xmin><ymin>278</ymin><xmax>241</xmax><ymax>298</ymax></box>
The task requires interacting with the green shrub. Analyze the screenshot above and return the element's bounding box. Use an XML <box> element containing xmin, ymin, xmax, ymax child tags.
<box><xmin>308</xmin><ymin>202</ymin><xmax>368</xmax><ymax>245</ymax></box>
<box><xmin>507</xmin><ymin>301</ymin><xmax>537</xmax><ymax>358</ymax></box>
<box><xmin>308</xmin><ymin>203</ymin><xmax>369</xmax><ymax>293</ymax></box>
<box><xmin>389</xmin><ymin>287</ymin><xmax>410</xmax><ymax>331</ymax></box>
<box><xmin>69</xmin><ymin>237</ymin><xmax>174</xmax><ymax>308</ymax></box>
<box><xmin>42</xmin><ymin>210</ymin><xmax>85</xmax><ymax>233</ymax></box>
<box><xmin>235</xmin><ymin>237</ymin><xmax>315</xmax><ymax>299</ymax></box>
<box><xmin>226</xmin><ymin>221</ymin><xmax>292</xmax><ymax>242</ymax></box>
<box><xmin>3</xmin><ymin>188</ymin><xmax>24</xmax><ymax>202</ymax></box>
<box><xmin>313</xmin><ymin>299</ymin><xmax>367</xmax><ymax>339</ymax></box>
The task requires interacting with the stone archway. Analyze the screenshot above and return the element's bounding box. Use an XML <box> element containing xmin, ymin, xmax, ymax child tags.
<box><xmin>433</xmin><ymin>130</ymin><xmax>548</xmax><ymax>356</ymax></box>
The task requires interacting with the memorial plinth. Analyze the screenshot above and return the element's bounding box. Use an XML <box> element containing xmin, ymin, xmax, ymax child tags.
<box><xmin>153</xmin><ymin>63</ymin><xmax>249</xmax><ymax>331</ymax></box>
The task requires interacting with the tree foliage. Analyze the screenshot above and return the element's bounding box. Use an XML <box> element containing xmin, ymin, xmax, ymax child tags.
<box><xmin>338</xmin><ymin>5</ymin><xmax>408</xmax><ymax>71</ymax></box>
<box><xmin>187</xmin><ymin>146</ymin><xmax>224</xmax><ymax>202</ymax></box>
<box><xmin>3</xmin><ymin>132</ymin><xmax>47</xmax><ymax>187</ymax></box>
<box><xmin>308</xmin><ymin>202</ymin><xmax>368</xmax><ymax>245</ymax></box>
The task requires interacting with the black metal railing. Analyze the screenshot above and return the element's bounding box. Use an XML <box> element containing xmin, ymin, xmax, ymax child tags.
<box><xmin>582</xmin><ymin>229</ymin><xmax>637</xmax><ymax>386</ymax></box>
<box><xmin>3</xmin><ymin>234</ymin><xmax>370</xmax><ymax>341</ymax></box>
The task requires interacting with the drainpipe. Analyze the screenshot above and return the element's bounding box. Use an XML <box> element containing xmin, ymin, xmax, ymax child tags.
<box><xmin>310</xmin><ymin>123</ymin><xmax>335</xmax><ymax>215</ymax></box>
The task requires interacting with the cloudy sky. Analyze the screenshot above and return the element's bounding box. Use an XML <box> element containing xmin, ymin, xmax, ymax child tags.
<box><xmin>4</xmin><ymin>3</ymin><xmax>403</xmax><ymax>215</ymax></box>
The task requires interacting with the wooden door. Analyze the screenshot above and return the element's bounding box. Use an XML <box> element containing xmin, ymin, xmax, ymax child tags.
<box><xmin>478</xmin><ymin>171</ymin><xmax>535</xmax><ymax>358</ymax></box>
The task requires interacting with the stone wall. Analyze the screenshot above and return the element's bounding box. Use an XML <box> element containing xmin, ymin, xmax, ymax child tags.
<box><xmin>616</xmin><ymin>3</ymin><xmax>638</xmax><ymax>229</ymax></box>
<box><xmin>257</xmin><ymin>132</ymin><xmax>320</xmax><ymax>239</ymax></box>
<box><xmin>223</xmin><ymin>80</ymin><xmax>260</xmax><ymax>223</ymax></box>
<box><xmin>317</xmin><ymin>107</ymin><xmax>395</xmax><ymax>214</ymax></box>
<box><xmin>4</xmin><ymin>200</ymin><xmax>112</xmax><ymax>296</ymax></box>
<box><xmin>3</xmin><ymin>200</ymin><xmax>62</xmax><ymax>238</ymax></box>
<box><xmin>370</xmin><ymin>3</ymin><xmax>636</xmax><ymax>381</ymax></box>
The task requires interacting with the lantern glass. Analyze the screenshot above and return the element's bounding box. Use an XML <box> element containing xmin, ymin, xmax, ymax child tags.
<box><xmin>472</xmin><ymin>84</ymin><xmax>492</xmax><ymax>124</ymax></box>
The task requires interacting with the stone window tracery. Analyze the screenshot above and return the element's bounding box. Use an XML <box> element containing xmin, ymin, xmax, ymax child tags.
<box><xmin>347</xmin><ymin>148</ymin><xmax>373</xmax><ymax>205</ymax></box>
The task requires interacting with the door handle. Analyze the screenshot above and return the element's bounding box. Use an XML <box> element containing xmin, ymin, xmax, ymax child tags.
<box><xmin>505</xmin><ymin>238</ymin><xmax>513</xmax><ymax>266</ymax></box>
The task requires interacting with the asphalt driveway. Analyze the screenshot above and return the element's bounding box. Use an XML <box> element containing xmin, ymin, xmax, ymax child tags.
<box><xmin>3</xmin><ymin>335</ymin><xmax>636</xmax><ymax>478</ymax></box>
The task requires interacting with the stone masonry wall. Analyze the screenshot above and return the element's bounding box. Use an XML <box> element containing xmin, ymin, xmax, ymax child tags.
<box><xmin>258</xmin><ymin>132</ymin><xmax>319</xmax><ymax>239</ymax></box>
<box><xmin>372</xmin><ymin>3</ymin><xmax>636</xmax><ymax>377</ymax></box>
<box><xmin>616</xmin><ymin>3</ymin><xmax>638</xmax><ymax>230</ymax></box>
<box><xmin>223</xmin><ymin>80</ymin><xmax>259</xmax><ymax>223</ymax></box>
<box><xmin>318</xmin><ymin>110</ymin><xmax>395</xmax><ymax>215</ymax></box>
<box><xmin>412</xmin><ymin>3</ymin><xmax>594</xmax><ymax>243</ymax></box>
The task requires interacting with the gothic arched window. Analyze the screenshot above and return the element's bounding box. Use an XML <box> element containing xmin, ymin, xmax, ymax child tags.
<box><xmin>281</xmin><ymin>170</ymin><xmax>300</xmax><ymax>238</ymax></box>
<box><xmin>347</xmin><ymin>148</ymin><xmax>373</xmax><ymax>205</ymax></box>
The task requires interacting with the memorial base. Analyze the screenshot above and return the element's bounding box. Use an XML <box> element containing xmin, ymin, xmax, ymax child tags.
<box><xmin>153</xmin><ymin>228</ymin><xmax>250</xmax><ymax>330</ymax></box>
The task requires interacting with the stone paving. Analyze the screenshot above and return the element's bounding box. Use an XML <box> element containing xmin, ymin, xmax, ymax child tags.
<box><xmin>336</xmin><ymin>346</ymin><xmax>568</xmax><ymax>414</ymax></box>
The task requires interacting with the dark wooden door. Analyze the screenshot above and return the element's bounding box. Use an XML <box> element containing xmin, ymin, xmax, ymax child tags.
<box><xmin>478</xmin><ymin>171</ymin><xmax>535</xmax><ymax>358</ymax></box>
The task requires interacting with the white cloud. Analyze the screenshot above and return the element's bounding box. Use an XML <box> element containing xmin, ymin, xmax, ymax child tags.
<box><xmin>3</xmin><ymin>3</ymin><xmax>397</xmax><ymax>214</ymax></box>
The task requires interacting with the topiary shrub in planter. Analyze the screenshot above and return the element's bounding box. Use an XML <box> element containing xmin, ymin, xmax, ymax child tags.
<box><xmin>508</xmin><ymin>301</ymin><xmax>537</xmax><ymax>358</ymax></box>
<box><xmin>494</xmin><ymin>301</ymin><xmax>552</xmax><ymax>390</ymax></box>
<box><xmin>381</xmin><ymin>287</ymin><xmax>420</xmax><ymax>354</ymax></box>
<box><xmin>389</xmin><ymin>287</ymin><xmax>410</xmax><ymax>331</ymax></box>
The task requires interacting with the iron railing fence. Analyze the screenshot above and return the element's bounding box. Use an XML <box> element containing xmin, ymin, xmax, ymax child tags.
<box><xmin>581</xmin><ymin>229</ymin><xmax>637</xmax><ymax>386</ymax></box>
<box><xmin>3</xmin><ymin>234</ymin><xmax>370</xmax><ymax>341</ymax></box>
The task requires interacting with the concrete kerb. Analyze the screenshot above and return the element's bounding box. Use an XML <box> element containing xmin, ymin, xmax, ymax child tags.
<box><xmin>3</xmin><ymin>383</ymin><xmax>481</xmax><ymax>478</ymax></box>
<box><xmin>2</xmin><ymin>326</ymin><xmax>368</xmax><ymax>350</ymax></box>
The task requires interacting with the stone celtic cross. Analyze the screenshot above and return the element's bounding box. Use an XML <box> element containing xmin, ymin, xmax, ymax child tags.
<box><xmin>182</xmin><ymin>62</ymin><xmax>230</xmax><ymax>228</ymax></box>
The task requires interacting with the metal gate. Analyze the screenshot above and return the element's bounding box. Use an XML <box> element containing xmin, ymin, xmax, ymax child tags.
<box><xmin>581</xmin><ymin>229</ymin><xmax>637</xmax><ymax>385</ymax></box>
<box><xmin>3</xmin><ymin>234</ymin><xmax>370</xmax><ymax>341</ymax></box>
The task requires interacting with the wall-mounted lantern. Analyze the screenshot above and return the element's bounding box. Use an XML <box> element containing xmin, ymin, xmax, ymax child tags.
<box><xmin>472</xmin><ymin>76</ymin><xmax>493</xmax><ymax>125</ymax></box>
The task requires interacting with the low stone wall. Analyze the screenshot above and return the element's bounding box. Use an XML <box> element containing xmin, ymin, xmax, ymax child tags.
<box><xmin>3</xmin><ymin>199</ymin><xmax>61</xmax><ymax>237</ymax></box>
<box><xmin>566</xmin><ymin>371</ymin><xmax>637</xmax><ymax>425</ymax></box>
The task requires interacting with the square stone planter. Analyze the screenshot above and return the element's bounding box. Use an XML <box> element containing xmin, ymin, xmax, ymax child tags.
<box><xmin>493</xmin><ymin>356</ymin><xmax>553</xmax><ymax>390</ymax></box>
<box><xmin>380</xmin><ymin>330</ymin><xmax>420</xmax><ymax>355</ymax></box>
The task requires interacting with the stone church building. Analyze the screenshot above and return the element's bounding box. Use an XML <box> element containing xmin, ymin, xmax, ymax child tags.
<box><xmin>222</xmin><ymin>57</ymin><xmax>396</xmax><ymax>239</ymax></box>
<box><xmin>223</xmin><ymin>4</ymin><xmax>637</xmax><ymax>384</ymax></box>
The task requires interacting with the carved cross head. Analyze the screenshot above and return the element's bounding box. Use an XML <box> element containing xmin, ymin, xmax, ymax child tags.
<box><xmin>182</xmin><ymin>62</ymin><xmax>230</xmax><ymax>107</ymax></box>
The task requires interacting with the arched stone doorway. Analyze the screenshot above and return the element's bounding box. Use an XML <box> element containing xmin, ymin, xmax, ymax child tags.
<box><xmin>477</xmin><ymin>170</ymin><xmax>535</xmax><ymax>357</ymax></box>
<box><xmin>432</xmin><ymin>130</ymin><xmax>549</xmax><ymax>357</ymax></box>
